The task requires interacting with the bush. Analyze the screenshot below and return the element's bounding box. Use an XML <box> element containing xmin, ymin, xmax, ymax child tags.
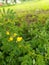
<box><xmin>0</xmin><ymin>8</ymin><xmax>49</xmax><ymax>65</ymax></box>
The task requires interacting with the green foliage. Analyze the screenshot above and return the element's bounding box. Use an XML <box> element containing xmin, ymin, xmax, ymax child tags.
<box><xmin>0</xmin><ymin>8</ymin><xmax>16</xmax><ymax>24</ymax></box>
<box><xmin>36</xmin><ymin>54</ymin><xmax>45</xmax><ymax>65</ymax></box>
<box><xmin>0</xmin><ymin>8</ymin><xmax>49</xmax><ymax>65</ymax></box>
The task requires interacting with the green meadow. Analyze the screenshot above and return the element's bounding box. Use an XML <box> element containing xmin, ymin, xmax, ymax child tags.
<box><xmin>0</xmin><ymin>0</ymin><xmax>49</xmax><ymax>11</ymax></box>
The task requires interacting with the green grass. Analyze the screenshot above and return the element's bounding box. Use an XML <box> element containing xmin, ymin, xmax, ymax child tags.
<box><xmin>0</xmin><ymin>0</ymin><xmax>49</xmax><ymax>12</ymax></box>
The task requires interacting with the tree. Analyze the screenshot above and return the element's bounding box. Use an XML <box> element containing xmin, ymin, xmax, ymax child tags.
<box><xmin>6</xmin><ymin>0</ymin><xmax>7</xmax><ymax>3</ymax></box>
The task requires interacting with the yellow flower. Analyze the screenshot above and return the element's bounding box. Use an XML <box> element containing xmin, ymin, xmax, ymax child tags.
<box><xmin>9</xmin><ymin>37</ymin><xmax>13</xmax><ymax>41</ymax></box>
<box><xmin>17</xmin><ymin>37</ymin><xmax>23</xmax><ymax>42</ymax></box>
<box><xmin>13</xmin><ymin>33</ymin><xmax>17</xmax><ymax>37</ymax></box>
<box><xmin>6</xmin><ymin>31</ymin><xmax>10</xmax><ymax>35</ymax></box>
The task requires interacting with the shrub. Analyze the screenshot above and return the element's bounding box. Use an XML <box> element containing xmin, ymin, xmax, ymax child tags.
<box><xmin>0</xmin><ymin>19</ymin><xmax>49</xmax><ymax>65</ymax></box>
<box><xmin>0</xmin><ymin>8</ymin><xmax>49</xmax><ymax>65</ymax></box>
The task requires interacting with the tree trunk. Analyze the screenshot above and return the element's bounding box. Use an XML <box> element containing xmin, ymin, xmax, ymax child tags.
<box><xmin>6</xmin><ymin>0</ymin><xmax>7</xmax><ymax>3</ymax></box>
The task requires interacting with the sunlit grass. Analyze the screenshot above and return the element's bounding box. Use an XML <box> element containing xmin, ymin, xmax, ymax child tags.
<box><xmin>0</xmin><ymin>0</ymin><xmax>49</xmax><ymax>12</ymax></box>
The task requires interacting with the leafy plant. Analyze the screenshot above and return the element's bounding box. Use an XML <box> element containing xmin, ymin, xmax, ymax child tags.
<box><xmin>0</xmin><ymin>8</ymin><xmax>49</xmax><ymax>65</ymax></box>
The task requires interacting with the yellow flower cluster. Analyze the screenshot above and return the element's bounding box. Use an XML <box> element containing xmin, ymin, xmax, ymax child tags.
<box><xmin>6</xmin><ymin>31</ymin><xmax>23</xmax><ymax>42</ymax></box>
<box><xmin>17</xmin><ymin>37</ymin><xmax>23</xmax><ymax>42</ymax></box>
<box><xmin>8</xmin><ymin>36</ymin><xmax>13</xmax><ymax>41</ymax></box>
<box><xmin>6</xmin><ymin>31</ymin><xmax>10</xmax><ymax>35</ymax></box>
<box><xmin>13</xmin><ymin>33</ymin><xmax>17</xmax><ymax>37</ymax></box>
